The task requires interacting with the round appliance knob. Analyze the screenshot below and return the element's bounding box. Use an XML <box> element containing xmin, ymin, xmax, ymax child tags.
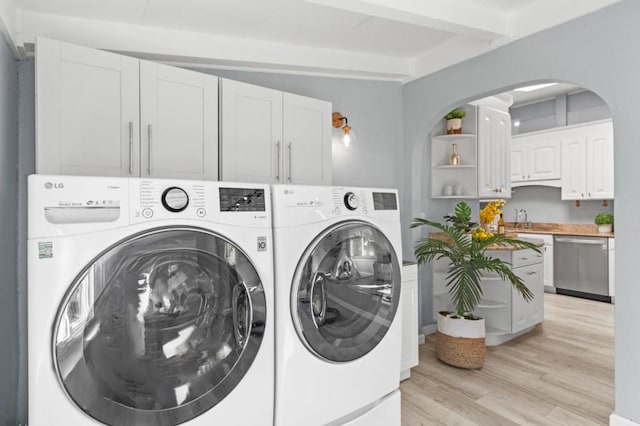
<box><xmin>344</xmin><ymin>192</ymin><xmax>359</xmax><ymax>211</ymax></box>
<box><xmin>162</xmin><ymin>187</ymin><xmax>189</xmax><ymax>212</ymax></box>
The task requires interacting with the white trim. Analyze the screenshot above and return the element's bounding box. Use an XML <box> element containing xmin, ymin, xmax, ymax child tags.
<box><xmin>610</xmin><ymin>413</ymin><xmax>640</xmax><ymax>426</ymax></box>
<box><xmin>421</xmin><ymin>324</ymin><xmax>437</xmax><ymax>336</ymax></box>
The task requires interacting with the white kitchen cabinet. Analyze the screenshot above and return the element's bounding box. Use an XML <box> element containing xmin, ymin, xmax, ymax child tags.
<box><xmin>561</xmin><ymin>120</ymin><xmax>614</xmax><ymax>200</ymax></box>
<box><xmin>477</xmin><ymin>105</ymin><xmax>511</xmax><ymax>198</ymax></box>
<box><xmin>36</xmin><ymin>37</ymin><xmax>219</xmax><ymax>180</ymax></box>
<box><xmin>519</xmin><ymin>233</ymin><xmax>554</xmax><ymax>291</ymax></box>
<box><xmin>139</xmin><ymin>61</ymin><xmax>218</xmax><ymax>180</ymax></box>
<box><xmin>400</xmin><ymin>263</ymin><xmax>419</xmax><ymax>381</ymax></box>
<box><xmin>511</xmin><ymin>132</ymin><xmax>561</xmax><ymax>185</ymax></box>
<box><xmin>220</xmin><ymin>79</ymin><xmax>332</xmax><ymax>185</ymax></box>
<box><xmin>511</xmin><ymin>262</ymin><xmax>544</xmax><ymax>333</ymax></box>
<box><xmin>36</xmin><ymin>37</ymin><xmax>140</xmax><ymax>177</ymax></box>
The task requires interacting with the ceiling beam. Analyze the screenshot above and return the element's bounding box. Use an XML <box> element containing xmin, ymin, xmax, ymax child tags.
<box><xmin>20</xmin><ymin>11</ymin><xmax>413</xmax><ymax>81</ymax></box>
<box><xmin>305</xmin><ymin>0</ymin><xmax>509</xmax><ymax>40</ymax></box>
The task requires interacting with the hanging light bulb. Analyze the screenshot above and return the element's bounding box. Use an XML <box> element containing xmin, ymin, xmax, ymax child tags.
<box><xmin>343</xmin><ymin>123</ymin><xmax>351</xmax><ymax>147</ymax></box>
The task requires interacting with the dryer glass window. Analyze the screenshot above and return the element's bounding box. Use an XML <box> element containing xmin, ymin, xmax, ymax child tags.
<box><xmin>53</xmin><ymin>227</ymin><xmax>266</xmax><ymax>426</ymax></box>
<box><xmin>293</xmin><ymin>221</ymin><xmax>400</xmax><ymax>362</ymax></box>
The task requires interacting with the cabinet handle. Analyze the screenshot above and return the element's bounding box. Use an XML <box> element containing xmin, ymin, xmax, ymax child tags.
<box><xmin>147</xmin><ymin>124</ymin><xmax>152</xmax><ymax>176</ymax></box>
<box><xmin>287</xmin><ymin>143</ymin><xmax>292</xmax><ymax>182</ymax></box>
<box><xmin>588</xmin><ymin>192</ymin><xmax>591</xmax><ymax>197</ymax></box>
<box><xmin>522</xmin><ymin>175</ymin><xmax>525</xmax><ymax>180</ymax></box>
<box><xmin>526</xmin><ymin>271</ymin><xmax>537</xmax><ymax>276</ymax></box>
<box><xmin>275</xmin><ymin>141</ymin><xmax>281</xmax><ymax>181</ymax></box>
<box><xmin>128</xmin><ymin>121</ymin><xmax>134</xmax><ymax>175</ymax></box>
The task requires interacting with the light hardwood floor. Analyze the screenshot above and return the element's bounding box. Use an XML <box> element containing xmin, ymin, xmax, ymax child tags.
<box><xmin>401</xmin><ymin>293</ymin><xmax>614</xmax><ymax>425</ymax></box>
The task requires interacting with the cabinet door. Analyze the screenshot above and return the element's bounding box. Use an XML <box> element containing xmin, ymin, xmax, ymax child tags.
<box><xmin>400</xmin><ymin>267</ymin><xmax>419</xmax><ymax>379</ymax></box>
<box><xmin>477</xmin><ymin>105</ymin><xmax>511</xmax><ymax>198</ymax></box>
<box><xmin>140</xmin><ymin>61</ymin><xmax>218</xmax><ymax>180</ymax></box>
<box><xmin>220</xmin><ymin>79</ymin><xmax>283</xmax><ymax>183</ymax></box>
<box><xmin>511</xmin><ymin>263</ymin><xmax>543</xmax><ymax>333</ymax></box>
<box><xmin>561</xmin><ymin>135</ymin><xmax>587</xmax><ymax>200</ymax></box>
<box><xmin>283</xmin><ymin>93</ymin><xmax>332</xmax><ymax>185</ymax></box>
<box><xmin>528</xmin><ymin>138</ymin><xmax>561</xmax><ymax>181</ymax></box>
<box><xmin>511</xmin><ymin>139</ymin><xmax>526</xmax><ymax>182</ymax></box>
<box><xmin>36</xmin><ymin>37</ymin><xmax>140</xmax><ymax>176</ymax></box>
<box><xmin>587</xmin><ymin>122</ymin><xmax>614</xmax><ymax>199</ymax></box>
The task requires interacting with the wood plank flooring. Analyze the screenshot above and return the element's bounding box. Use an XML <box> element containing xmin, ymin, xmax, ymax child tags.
<box><xmin>401</xmin><ymin>293</ymin><xmax>614</xmax><ymax>425</ymax></box>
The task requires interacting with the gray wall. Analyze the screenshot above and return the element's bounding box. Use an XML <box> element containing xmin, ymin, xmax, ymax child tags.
<box><xmin>199</xmin><ymin>69</ymin><xmax>404</xmax><ymax>191</ymax></box>
<box><xmin>511</xmin><ymin>90</ymin><xmax>611</xmax><ymax>134</ymax></box>
<box><xmin>0</xmin><ymin>34</ymin><xmax>19</xmax><ymax>426</ymax></box>
<box><xmin>402</xmin><ymin>0</ymin><xmax>639</xmax><ymax>421</ymax></box>
<box><xmin>508</xmin><ymin>186</ymin><xmax>614</xmax><ymax>224</ymax></box>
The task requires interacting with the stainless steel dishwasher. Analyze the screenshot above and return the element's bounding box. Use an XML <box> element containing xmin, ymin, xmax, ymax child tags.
<box><xmin>554</xmin><ymin>236</ymin><xmax>610</xmax><ymax>302</ymax></box>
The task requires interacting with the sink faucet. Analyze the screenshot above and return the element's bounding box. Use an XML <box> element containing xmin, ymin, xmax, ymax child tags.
<box><xmin>519</xmin><ymin>209</ymin><xmax>532</xmax><ymax>229</ymax></box>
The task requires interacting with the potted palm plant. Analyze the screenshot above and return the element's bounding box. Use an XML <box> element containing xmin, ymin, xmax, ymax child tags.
<box><xmin>412</xmin><ymin>202</ymin><xmax>540</xmax><ymax>369</ymax></box>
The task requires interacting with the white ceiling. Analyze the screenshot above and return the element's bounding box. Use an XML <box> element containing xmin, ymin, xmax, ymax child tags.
<box><xmin>12</xmin><ymin>0</ymin><xmax>623</xmax><ymax>82</ymax></box>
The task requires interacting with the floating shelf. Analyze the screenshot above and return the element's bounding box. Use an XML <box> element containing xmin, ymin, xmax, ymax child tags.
<box><xmin>433</xmin><ymin>164</ymin><xmax>476</xmax><ymax>169</ymax></box>
<box><xmin>432</xmin><ymin>195</ymin><xmax>475</xmax><ymax>199</ymax></box>
<box><xmin>476</xmin><ymin>299</ymin><xmax>509</xmax><ymax>309</ymax></box>
<box><xmin>432</xmin><ymin>134</ymin><xmax>476</xmax><ymax>140</ymax></box>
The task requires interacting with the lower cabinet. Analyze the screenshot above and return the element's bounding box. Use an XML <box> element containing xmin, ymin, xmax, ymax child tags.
<box><xmin>400</xmin><ymin>263</ymin><xmax>419</xmax><ymax>381</ymax></box>
<box><xmin>432</xmin><ymin>248</ymin><xmax>544</xmax><ymax>346</ymax></box>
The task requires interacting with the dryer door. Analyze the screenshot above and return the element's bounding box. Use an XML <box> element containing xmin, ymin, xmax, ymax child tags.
<box><xmin>292</xmin><ymin>220</ymin><xmax>400</xmax><ymax>362</ymax></box>
<box><xmin>53</xmin><ymin>227</ymin><xmax>266</xmax><ymax>426</ymax></box>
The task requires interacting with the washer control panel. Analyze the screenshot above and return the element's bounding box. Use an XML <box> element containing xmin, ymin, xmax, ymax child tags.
<box><xmin>162</xmin><ymin>187</ymin><xmax>189</xmax><ymax>212</ymax></box>
<box><xmin>134</xmin><ymin>180</ymin><xmax>206</xmax><ymax>221</ymax></box>
<box><xmin>333</xmin><ymin>188</ymin><xmax>368</xmax><ymax>215</ymax></box>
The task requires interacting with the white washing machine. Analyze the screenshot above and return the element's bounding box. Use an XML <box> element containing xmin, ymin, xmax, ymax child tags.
<box><xmin>28</xmin><ymin>175</ymin><xmax>274</xmax><ymax>426</ymax></box>
<box><xmin>271</xmin><ymin>185</ymin><xmax>403</xmax><ymax>426</ymax></box>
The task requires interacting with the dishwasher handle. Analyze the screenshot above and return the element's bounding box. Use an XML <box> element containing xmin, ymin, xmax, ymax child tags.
<box><xmin>555</xmin><ymin>237</ymin><xmax>607</xmax><ymax>245</ymax></box>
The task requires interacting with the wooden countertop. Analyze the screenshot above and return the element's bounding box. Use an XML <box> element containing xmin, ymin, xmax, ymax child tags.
<box><xmin>429</xmin><ymin>232</ymin><xmax>544</xmax><ymax>251</ymax></box>
<box><xmin>505</xmin><ymin>222</ymin><xmax>614</xmax><ymax>238</ymax></box>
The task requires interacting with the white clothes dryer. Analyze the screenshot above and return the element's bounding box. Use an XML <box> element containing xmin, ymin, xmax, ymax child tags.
<box><xmin>271</xmin><ymin>185</ymin><xmax>403</xmax><ymax>426</ymax></box>
<box><xmin>28</xmin><ymin>175</ymin><xmax>274</xmax><ymax>426</ymax></box>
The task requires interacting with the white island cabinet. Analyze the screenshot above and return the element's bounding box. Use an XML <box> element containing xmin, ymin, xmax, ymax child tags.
<box><xmin>433</xmin><ymin>242</ymin><xmax>544</xmax><ymax>346</ymax></box>
<box><xmin>36</xmin><ymin>37</ymin><xmax>219</xmax><ymax>180</ymax></box>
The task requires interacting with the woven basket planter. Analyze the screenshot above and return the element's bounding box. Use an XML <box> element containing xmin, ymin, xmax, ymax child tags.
<box><xmin>435</xmin><ymin>313</ymin><xmax>486</xmax><ymax>369</ymax></box>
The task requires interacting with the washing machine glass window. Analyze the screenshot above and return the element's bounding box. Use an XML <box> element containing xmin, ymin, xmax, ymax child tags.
<box><xmin>52</xmin><ymin>226</ymin><xmax>266</xmax><ymax>426</ymax></box>
<box><xmin>292</xmin><ymin>221</ymin><xmax>401</xmax><ymax>362</ymax></box>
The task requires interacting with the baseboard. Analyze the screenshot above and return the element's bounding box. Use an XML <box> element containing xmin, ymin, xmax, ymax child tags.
<box><xmin>418</xmin><ymin>334</ymin><xmax>425</xmax><ymax>345</ymax></box>
<box><xmin>610</xmin><ymin>413</ymin><xmax>640</xmax><ymax>426</ymax></box>
<box><xmin>421</xmin><ymin>324</ymin><xmax>437</xmax><ymax>337</ymax></box>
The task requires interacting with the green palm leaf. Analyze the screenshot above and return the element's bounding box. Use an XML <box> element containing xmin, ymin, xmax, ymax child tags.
<box><xmin>412</xmin><ymin>202</ymin><xmax>541</xmax><ymax>317</ymax></box>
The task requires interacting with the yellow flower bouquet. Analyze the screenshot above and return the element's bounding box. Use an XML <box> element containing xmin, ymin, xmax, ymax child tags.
<box><xmin>479</xmin><ymin>199</ymin><xmax>505</xmax><ymax>229</ymax></box>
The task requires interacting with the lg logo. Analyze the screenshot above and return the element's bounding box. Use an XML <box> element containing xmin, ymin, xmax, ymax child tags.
<box><xmin>44</xmin><ymin>182</ymin><xmax>64</xmax><ymax>189</ymax></box>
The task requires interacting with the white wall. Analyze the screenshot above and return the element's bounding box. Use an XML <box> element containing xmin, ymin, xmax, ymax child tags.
<box><xmin>402</xmin><ymin>0</ymin><xmax>638</xmax><ymax>421</ymax></box>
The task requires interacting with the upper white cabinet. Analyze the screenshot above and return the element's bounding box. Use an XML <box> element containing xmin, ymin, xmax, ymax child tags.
<box><xmin>139</xmin><ymin>61</ymin><xmax>218</xmax><ymax>180</ymax></box>
<box><xmin>561</xmin><ymin>120</ymin><xmax>614</xmax><ymax>200</ymax></box>
<box><xmin>511</xmin><ymin>132</ymin><xmax>561</xmax><ymax>185</ymax></box>
<box><xmin>477</xmin><ymin>105</ymin><xmax>511</xmax><ymax>198</ymax></box>
<box><xmin>220</xmin><ymin>79</ymin><xmax>332</xmax><ymax>185</ymax></box>
<box><xmin>36</xmin><ymin>38</ymin><xmax>140</xmax><ymax>177</ymax></box>
<box><xmin>36</xmin><ymin>38</ymin><xmax>219</xmax><ymax>180</ymax></box>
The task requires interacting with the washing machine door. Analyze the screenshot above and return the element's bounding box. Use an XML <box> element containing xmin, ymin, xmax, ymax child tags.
<box><xmin>53</xmin><ymin>226</ymin><xmax>266</xmax><ymax>426</ymax></box>
<box><xmin>292</xmin><ymin>220</ymin><xmax>400</xmax><ymax>362</ymax></box>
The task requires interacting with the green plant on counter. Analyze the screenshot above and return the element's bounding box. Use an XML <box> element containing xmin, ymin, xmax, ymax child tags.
<box><xmin>412</xmin><ymin>201</ymin><xmax>540</xmax><ymax>317</ymax></box>
<box><xmin>443</xmin><ymin>201</ymin><xmax>477</xmax><ymax>233</ymax></box>
<box><xmin>595</xmin><ymin>213</ymin><xmax>614</xmax><ymax>225</ymax></box>
<box><xmin>444</xmin><ymin>109</ymin><xmax>466</xmax><ymax>120</ymax></box>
